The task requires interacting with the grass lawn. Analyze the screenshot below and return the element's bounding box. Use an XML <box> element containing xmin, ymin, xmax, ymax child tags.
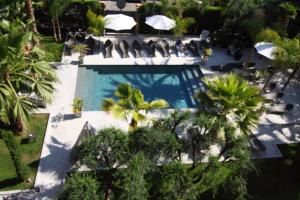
<box><xmin>0</xmin><ymin>114</ymin><xmax>49</xmax><ymax>191</ymax></box>
<box><xmin>40</xmin><ymin>36</ymin><xmax>64</xmax><ymax>62</ymax></box>
<box><xmin>247</xmin><ymin>143</ymin><xmax>300</xmax><ymax>200</ymax></box>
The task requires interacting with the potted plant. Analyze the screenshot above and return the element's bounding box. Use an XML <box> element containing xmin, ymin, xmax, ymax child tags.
<box><xmin>73</xmin><ymin>97</ymin><xmax>83</xmax><ymax>118</ymax></box>
<box><xmin>201</xmin><ymin>48</ymin><xmax>213</xmax><ymax>65</ymax></box>
<box><xmin>73</xmin><ymin>44</ymin><xmax>89</xmax><ymax>64</ymax></box>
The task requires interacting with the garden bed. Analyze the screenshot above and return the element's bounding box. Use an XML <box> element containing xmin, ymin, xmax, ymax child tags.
<box><xmin>0</xmin><ymin>114</ymin><xmax>49</xmax><ymax>191</ymax></box>
<box><xmin>247</xmin><ymin>143</ymin><xmax>300</xmax><ymax>200</ymax></box>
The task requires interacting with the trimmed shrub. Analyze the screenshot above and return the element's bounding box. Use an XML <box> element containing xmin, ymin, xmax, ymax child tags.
<box><xmin>1</xmin><ymin>131</ymin><xmax>28</xmax><ymax>181</ymax></box>
<box><xmin>183</xmin><ymin>6</ymin><xmax>224</xmax><ymax>34</ymax></box>
<box><xmin>58</xmin><ymin>173</ymin><xmax>102</xmax><ymax>200</ymax></box>
<box><xmin>201</xmin><ymin>6</ymin><xmax>224</xmax><ymax>31</ymax></box>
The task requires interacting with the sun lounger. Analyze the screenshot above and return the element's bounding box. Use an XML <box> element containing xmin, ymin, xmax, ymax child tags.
<box><xmin>267</xmin><ymin>103</ymin><xmax>294</xmax><ymax>114</ymax></box>
<box><xmin>132</xmin><ymin>40</ymin><xmax>142</xmax><ymax>58</ymax></box>
<box><xmin>175</xmin><ymin>40</ymin><xmax>186</xmax><ymax>57</ymax></box>
<box><xmin>141</xmin><ymin>42</ymin><xmax>150</xmax><ymax>57</ymax></box>
<box><xmin>156</xmin><ymin>40</ymin><xmax>170</xmax><ymax>57</ymax></box>
<box><xmin>120</xmin><ymin>40</ymin><xmax>129</xmax><ymax>58</ymax></box>
<box><xmin>147</xmin><ymin>40</ymin><xmax>156</xmax><ymax>57</ymax></box>
<box><xmin>84</xmin><ymin>36</ymin><xmax>95</xmax><ymax>55</ymax></box>
<box><xmin>103</xmin><ymin>39</ymin><xmax>113</xmax><ymax>58</ymax></box>
<box><xmin>186</xmin><ymin>40</ymin><xmax>200</xmax><ymax>57</ymax></box>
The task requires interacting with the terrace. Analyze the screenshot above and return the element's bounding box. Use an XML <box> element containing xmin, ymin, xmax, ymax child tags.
<box><xmin>1</xmin><ymin>0</ymin><xmax>300</xmax><ymax>199</ymax></box>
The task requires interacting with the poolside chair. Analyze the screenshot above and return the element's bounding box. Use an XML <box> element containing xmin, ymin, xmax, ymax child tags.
<box><xmin>141</xmin><ymin>42</ymin><xmax>150</xmax><ymax>57</ymax></box>
<box><xmin>267</xmin><ymin>103</ymin><xmax>294</xmax><ymax>115</ymax></box>
<box><xmin>175</xmin><ymin>40</ymin><xmax>186</xmax><ymax>57</ymax></box>
<box><xmin>120</xmin><ymin>40</ymin><xmax>129</xmax><ymax>58</ymax></box>
<box><xmin>187</xmin><ymin>40</ymin><xmax>200</xmax><ymax>57</ymax></box>
<box><xmin>147</xmin><ymin>40</ymin><xmax>156</xmax><ymax>57</ymax></box>
<box><xmin>84</xmin><ymin>36</ymin><xmax>95</xmax><ymax>55</ymax></box>
<box><xmin>132</xmin><ymin>40</ymin><xmax>142</xmax><ymax>58</ymax></box>
<box><xmin>103</xmin><ymin>39</ymin><xmax>113</xmax><ymax>58</ymax></box>
<box><xmin>156</xmin><ymin>40</ymin><xmax>170</xmax><ymax>57</ymax></box>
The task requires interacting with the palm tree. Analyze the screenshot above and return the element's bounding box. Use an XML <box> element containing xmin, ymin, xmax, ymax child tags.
<box><xmin>47</xmin><ymin>0</ymin><xmax>72</xmax><ymax>41</ymax></box>
<box><xmin>196</xmin><ymin>73</ymin><xmax>265</xmax><ymax>134</ymax></box>
<box><xmin>0</xmin><ymin>20</ymin><xmax>58</xmax><ymax>133</ymax></box>
<box><xmin>25</xmin><ymin>0</ymin><xmax>38</xmax><ymax>32</ymax></box>
<box><xmin>102</xmin><ymin>83</ymin><xmax>169</xmax><ymax>129</ymax></box>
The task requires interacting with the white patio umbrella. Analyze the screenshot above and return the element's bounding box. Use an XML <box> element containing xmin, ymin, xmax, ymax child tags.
<box><xmin>104</xmin><ymin>14</ymin><xmax>136</xmax><ymax>31</ymax></box>
<box><xmin>145</xmin><ymin>15</ymin><xmax>176</xmax><ymax>30</ymax></box>
<box><xmin>255</xmin><ymin>42</ymin><xmax>277</xmax><ymax>60</ymax></box>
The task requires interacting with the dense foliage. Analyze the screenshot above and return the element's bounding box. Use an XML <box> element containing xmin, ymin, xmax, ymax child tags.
<box><xmin>58</xmin><ymin>173</ymin><xmax>102</xmax><ymax>200</ymax></box>
<box><xmin>0</xmin><ymin>131</ymin><xmax>28</xmax><ymax>181</ymax></box>
<box><xmin>0</xmin><ymin>19</ymin><xmax>58</xmax><ymax>132</ymax></box>
<box><xmin>68</xmin><ymin>102</ymin><xmax>255</xmax><ymax>200</ymax></box>
<box><xmin>196</xmin><ymin>73</ymin><xmax>265</xmax><ymax>134</ymax></box>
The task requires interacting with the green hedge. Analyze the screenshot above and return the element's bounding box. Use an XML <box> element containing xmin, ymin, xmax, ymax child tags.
<box><xmin>202</xmin><ymin>6</ymin><xmax>224</xmax><ymax>31</ymax></box>
<box><xmin>1</xmin><ymin>131</ymin><xmax>28</xmax><ymax>181</ymax></box>
<box><xmin>183</xmin><ymin>6</ymin><xmax>224</xmax><ymax>34</ymax></box>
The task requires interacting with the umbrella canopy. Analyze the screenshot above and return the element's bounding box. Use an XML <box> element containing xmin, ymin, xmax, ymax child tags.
<box><xmin>255</xmin><ymin>42</ymin><xmax>277</xmax><ymax>60</ymax></box>
<box><xmin>145</xmin><ymin>15</ymin><xmax>176</xmax><ymax>30</ymax></box>
<box><xmin>104</xmin><ymin>14</ymin><xmax>136</xmax><ymax>31</ymax></box>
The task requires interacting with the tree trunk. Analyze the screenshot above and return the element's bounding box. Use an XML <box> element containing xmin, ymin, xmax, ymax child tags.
<box><xmin>56</xmin><ymin>16</ymin><xmax>62</xmax><ymax>42</ymax></box>
<box><xmin>52</xmin><ymin>18</ymin><xmax>58</xmax><ymax>42</ymax></box>
<box><xmin>13</xmin><ymin>118</ymin><xmax>24</xmax><ymax>134</ymax></box>
<box><xmin>244</xmin><ymin>47</ymin><xmax>254</xmax><ymax>68</ymax></box>
<box><xmin>25</xmin><ymin>0</ymin><xmax>38</xmax><ymax>33</ymax></box>
<box><xmin>281</xmin><ymin>66</ymin><xmax>299</xmax><ymax>91</ymax></box>
<box><xmin>130</xmin><ymin>118</ymin><xmax>137</xmax><ymax>129</ymax></box>
<box><xmin>192</xmin><ymin>140</ymin><xmax>196</xmax><ymax>168</ymax></box>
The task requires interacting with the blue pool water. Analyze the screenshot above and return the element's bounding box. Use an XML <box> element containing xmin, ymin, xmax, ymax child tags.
<box><xmin>75</xmin><ymin>65</ymin><xmax>204</xmax><ymax>111</ymax></box>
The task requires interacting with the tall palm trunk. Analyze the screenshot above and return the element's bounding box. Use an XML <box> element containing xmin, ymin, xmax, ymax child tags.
<box><xmin>281</xmin><ymin>66</ymin><xmax>299</xmax><ymax>91</ymax></box>
<box><xmin>56</xmin><ymin>16</ymin><xmax>62</xmax><ymax>41</ymax></box>
<box><xmin>52</xmin><ymin>18</ymin><xmax>58</xmax><ymax>42</ymax></box>
<box><xmin>25</xmin><ymin>0</ymin><xmax>38</xmax><ymax>33</ymax></box>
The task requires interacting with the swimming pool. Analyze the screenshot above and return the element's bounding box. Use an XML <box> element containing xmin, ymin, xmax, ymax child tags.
<box><xmin>75</xmin><ymin>65</ymin><xmax>204</xmax><ymax>111</ymax></box>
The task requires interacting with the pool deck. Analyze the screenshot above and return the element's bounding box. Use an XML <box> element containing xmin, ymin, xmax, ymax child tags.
<box><xmin>2</xmin><ymin>35</ymin><xmax>299</xmax><ymax>199</ymax></box>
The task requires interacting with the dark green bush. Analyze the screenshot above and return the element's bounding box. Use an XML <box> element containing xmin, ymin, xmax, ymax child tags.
<box><xmin>201</xmin><ymin>6</ymin><xmax>224</xmax><ymax>31</ymax></box>
<box><xmin>58</xmin><ymin>173</ymin><xmax>102</xmax><ymax>200</ymax></box>
<box><xmin>1</xmin><ymin>131</ymin><xmax>28</xmax><ymax>181</ymax></box>
<box><xmin>84</xmin><ymin>1</ymin><xmax>105</xmax><ymax>15</ymax></box>
<box><xmin>183</xmin><ymin>6</ymin><xmax>224</xmax><ymax>34</ymax></box>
